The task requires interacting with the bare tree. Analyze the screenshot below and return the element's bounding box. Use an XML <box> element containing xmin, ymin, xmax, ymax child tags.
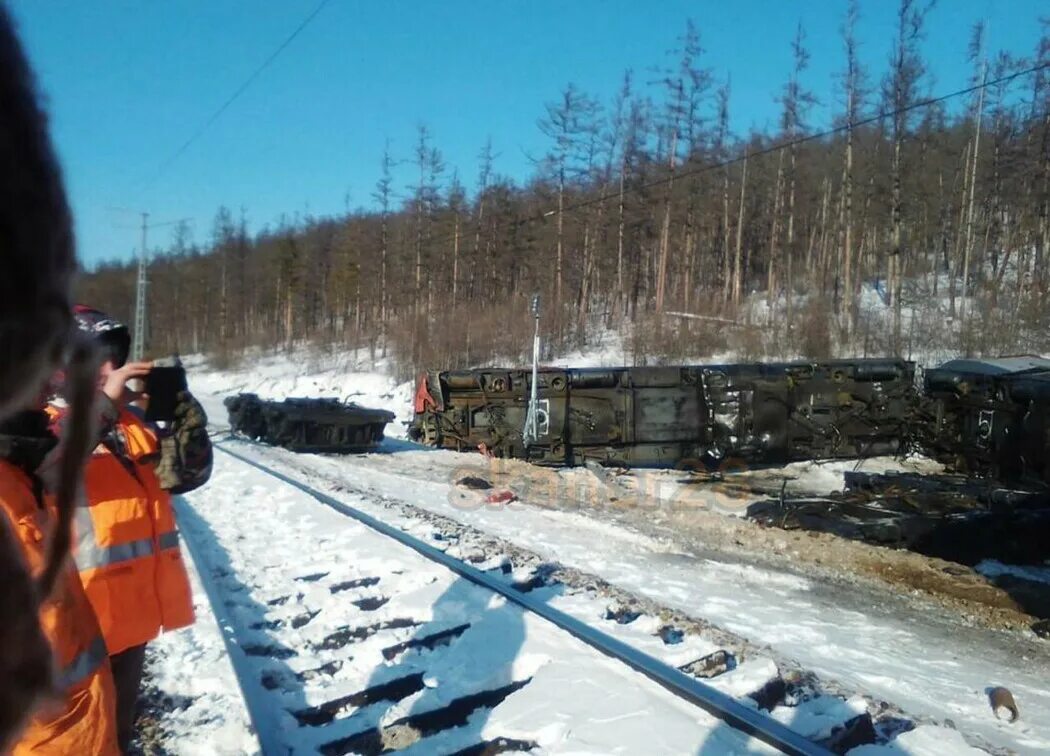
<box><xmin>654</xmin><ymin>20</ymin><xmax>711</xmax><ymax>316</ymax></box>
<box><xmin>778</xmin><ymin>21</ymin><xmax>817</xmax><ymax>330</ymax></box>
<box><xmin>538</xmin><ymin>84</ymin><xmax>598</xmax><ymax>331</ymax></box>
<box><xmin>884</xmin><ymin>0</ymin><xmax>935</xmax><ymax>350</ymax></box>
<box><xmin>839</xmin><ymin>0</ymin><xmax>866</xmax><ymax>332</ymax></box>
<box><xmin>960</xmin><ymin>22</ymin><xmax>986</xmax><ymax>331</ymax></box>
<box><xmin>470</xmin><ymin>138</ymin><xmax>495</xmax><ymax>304</ymax></box>
<box><xmin>372</xmin><ymin>142</ymin><xmax>394</xmax><ymax>354</ymax></box>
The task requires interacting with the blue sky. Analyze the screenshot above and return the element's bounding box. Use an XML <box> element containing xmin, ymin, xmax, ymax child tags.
<box><xmin>9</xmin><ymin>0</ymin><xmax>1046</xmax><ymax>268</ymax></box>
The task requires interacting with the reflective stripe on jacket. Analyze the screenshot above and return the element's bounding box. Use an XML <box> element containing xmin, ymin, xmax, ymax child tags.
<box><xmin>0</xmin><ymin>460</ymin><xmax>119</xmax><ymax>755</ymax></box>
<box><xmin>57</xmin><ymin>405</ymin><xmax>195</xmax><ymax>655</ymax></box>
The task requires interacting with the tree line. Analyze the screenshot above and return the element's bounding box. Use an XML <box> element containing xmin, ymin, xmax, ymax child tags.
<box><xmin>77</xmin><ymin>2</ymin><xmax>1050</xmax><ymax>378</ymax></box>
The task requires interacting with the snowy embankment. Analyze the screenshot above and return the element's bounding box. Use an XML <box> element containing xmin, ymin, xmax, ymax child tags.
<box><xmin>185</xmin><ymin>347</ymin><xmax>417</xmax><ymax>437</ymax></box>
<box><xmin>145</xmin><ymin>346</ymin><xmax>1050</xmax><ymax>754</ymax></box>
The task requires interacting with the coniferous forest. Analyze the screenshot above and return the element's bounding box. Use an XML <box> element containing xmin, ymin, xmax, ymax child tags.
<box><xmin>77</xmin><ymin>3</ymin><xmax>1050</xmax><ymax>378</ymax></box>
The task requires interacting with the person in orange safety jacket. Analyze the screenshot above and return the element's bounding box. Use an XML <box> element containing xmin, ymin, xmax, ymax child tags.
<box><xmin>0</xmin><ymin>408</ymin><xmax>119</xmax><ymax>755</ymax></box>
<box><xmin>49</xmin><ymin>305</ymin><xmax>213</xmax><ymax>752</ymax></box>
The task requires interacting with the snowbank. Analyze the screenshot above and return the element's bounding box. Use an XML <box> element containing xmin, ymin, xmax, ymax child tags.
<box><xmin>185</xmin><ymin>347</ymin><xmax>416</xmax><ymax>438</ymax></box>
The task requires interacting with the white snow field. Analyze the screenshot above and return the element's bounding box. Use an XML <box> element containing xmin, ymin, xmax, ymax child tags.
<box><xmin>223</xmin><ymin>441</ymin><xmax>1050</xmax><ymax>756</ymax></box>
<box><xmin>144</xmin><ymin>348</ymin><xmax>1050</xmax><ymax>754</ymax></box>
<box><xmin>171</xmin><ymin>450</ymin><xmax>792</xmax><ymax>755</ymax></box>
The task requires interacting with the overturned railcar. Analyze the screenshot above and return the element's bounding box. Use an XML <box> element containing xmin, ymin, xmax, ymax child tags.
<box><xmin>748</xmin><ymin>470</ymin><xmax>1050</xmax><ymax>565</ymax></box>
<box><xmin>408</xmin><ymin>359</ymin><xmax>916</xmax><ymax>466</ymax></box>
<box><xmin>225</xmin><ymin>393</ymin><xmax>395</xmax><ymax>453</ymax></box>
<box><xmin>920</xmin><ymin>356</ymin><xmax>1050</xmax><ymax>484</ymax></box>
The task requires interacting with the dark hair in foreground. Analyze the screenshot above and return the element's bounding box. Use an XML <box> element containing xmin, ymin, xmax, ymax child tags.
<box><xmin>0</xmin><ymin>6</ymin><xmax>97</xmax><ymax>750</ymax></box>
<box><xmin>0</xmin><ymin>3</ymin><xmax>75</xmax><ymax>417</ymax></box>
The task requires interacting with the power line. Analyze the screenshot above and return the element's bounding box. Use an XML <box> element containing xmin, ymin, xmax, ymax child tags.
<box><xmin>413</xmin><ymin>58</ymin><xmax>1050</xmax><ymax>255</ymax></box>
<box><xmin>139</xmin><ymin>0</ymin><xmax>332</xmax><ymax>191</ymax></box>
<box><xmin>107</xmin><ymin>205</ymin><xmax>194</xmax><ymax>235</ymax></box>
<box><xmin>521</xmin><ymin>59</ymin><xmax>1050</xmax><ymax>230</ymax></box>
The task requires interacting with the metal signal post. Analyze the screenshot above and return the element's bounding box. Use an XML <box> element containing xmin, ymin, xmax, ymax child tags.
<box><xmin>522</xmin><ymin>294</ymin><xmax>542</xmax><ymax>447</ymax></box>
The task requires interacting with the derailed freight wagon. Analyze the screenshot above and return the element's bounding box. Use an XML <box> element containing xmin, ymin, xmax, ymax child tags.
<box><xmin>920</xmin><ymin>356</ymin><xmax>1050</xmax><ymax>484</ymax></box>
<box><xmin>748</xmin><ymin>355</ymin><xmax>1050</xmax><ymax>564</ymax></box>
<box><xmin>408</xmin><ymin>359</ymin><xmax>915</xmax><ymax>466</ymax></box>
<box><xmin>225</xmin><ymin>393</ymin><xmax>395</xmax><ymax>453</ymax></box>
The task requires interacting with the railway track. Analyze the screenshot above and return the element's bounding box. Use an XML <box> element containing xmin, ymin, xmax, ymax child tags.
<box><xmin>174</xmin><ymin>443</ymin><xmax>844</xmax><ymax>755</ymax></box>
<box><xmin>217</xmin><ymin>443</ymin><xmax>834</xmax><ymax>755</ymax></box>
<box><xmin>171</xmin><ymin>439</ymin><xmax>956</xmax><ymax>755</ymax></box>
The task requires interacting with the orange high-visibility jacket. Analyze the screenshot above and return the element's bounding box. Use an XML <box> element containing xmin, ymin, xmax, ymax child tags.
<box><xmin>0</xmin><ymin>460</ymin><xmax>119</xmax><ymax>755</ymax></box>
<box><xmin>57</xmin><ymin>405</ymin><xmax>195</xmax><ymax>655</ymax></box>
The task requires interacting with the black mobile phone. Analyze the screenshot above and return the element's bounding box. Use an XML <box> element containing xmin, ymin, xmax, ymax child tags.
<box><xmin>144</xmin><ymin>366</ymin><xmax>187</xmax><ymax>422</ymax></box>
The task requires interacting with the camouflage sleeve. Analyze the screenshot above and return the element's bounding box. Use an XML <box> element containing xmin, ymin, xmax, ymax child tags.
<box><xmin>155</xmin><ymin>391</ymin><xmax>213</xmax><ymax>494</ymax></box>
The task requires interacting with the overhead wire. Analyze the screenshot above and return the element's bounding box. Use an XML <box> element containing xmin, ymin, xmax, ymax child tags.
<box><xmin>138</xmin><ymin>0</ymin><xmax>333</xmax><ymax>191</ymax></box>
<box><xmin>134</xmin><ymin>20</ymin><xmax>1048</xmax><ymax>262</ymax></box>
<box><xmin>415</xmin><ymin>58</ymin><xmax>1050</xmax><ymax>254</ymax></box>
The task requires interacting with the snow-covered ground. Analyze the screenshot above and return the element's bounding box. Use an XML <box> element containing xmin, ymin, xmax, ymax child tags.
<box><xmin>186</xmin><ymin>347</ymin><xmax>416</xmax><ymax>436</ymax></box>
<box><xmin>168</xmin><ymin>449</ymin><xmax>800</xmax><ymax>754</ymax></box>
<box><xmin>142</xmin><ymin>515</ymin><xmax>258</xmax><ymax>754</ymax></box>
<box><xmin>147</xmin><ymin>347</ymin><xmax>1050</xmax><ymax>755</ymax></box>
<box><xmin>233</xmin><ymin>441</ymin><xmax>1050</xmax><ymax>755</ymax></box>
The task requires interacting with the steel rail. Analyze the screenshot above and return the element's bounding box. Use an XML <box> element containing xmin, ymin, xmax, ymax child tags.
<box><xmin>215</xmin><ymin>442</ymin><xmax>832</xmax><ymax>756</ymax></box>
<box><xmin>171</xmin><ymin>494</ymin><xmax>276</xmax><ymax>756</ymax></box>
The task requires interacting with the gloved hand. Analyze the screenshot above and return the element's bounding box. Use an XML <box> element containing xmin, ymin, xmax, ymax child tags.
<box><xmin>156</xmin><ymin>391</ymin><xmax>213</xmax><ymax>493</ymax></box>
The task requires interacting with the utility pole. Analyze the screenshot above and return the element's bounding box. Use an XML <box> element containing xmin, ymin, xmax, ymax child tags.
<box><xmin>132</xmin><ymin>212</ymin><xmax>149</xmax><ymax>360</ymax></box>
<box><xmin>108</xmin><ymin>207</ymin><xmax>193</xmax><ymax>361</ymax></box>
